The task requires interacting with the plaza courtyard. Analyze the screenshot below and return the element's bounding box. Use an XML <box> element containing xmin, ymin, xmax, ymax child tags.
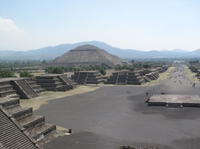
<box><xmin>34</xmin><ymin>65</ymin><xmax>200</xmax><ymax>149</ymax></box>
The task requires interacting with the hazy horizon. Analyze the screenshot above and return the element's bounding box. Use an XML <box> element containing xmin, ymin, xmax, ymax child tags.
<box><xmin>1</xmin><ymin>0</ymin><xmax>200</xmax><ymax>51</ymax></box>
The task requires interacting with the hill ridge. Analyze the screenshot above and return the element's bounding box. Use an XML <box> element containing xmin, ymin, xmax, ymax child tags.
<box><xmin>1</xmin><ymin>41</ymin><xmax>200</xmax><ymax>60</ymax></box>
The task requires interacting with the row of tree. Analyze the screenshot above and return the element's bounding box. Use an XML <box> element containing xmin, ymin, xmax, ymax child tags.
<box><xmin>0</xmin><ymin>69</ymin><xmax>32</xmax><ymax>78</ymax></box>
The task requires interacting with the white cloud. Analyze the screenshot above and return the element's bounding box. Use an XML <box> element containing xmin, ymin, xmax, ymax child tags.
<box><xmin>0</xmin><ymin>18</ymin><xmax>26</xmax><ymax>50</ymax></box>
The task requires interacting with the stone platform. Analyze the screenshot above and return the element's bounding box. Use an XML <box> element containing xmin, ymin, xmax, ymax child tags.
<box><xmin>148</xmin><ymin>94</ymin><xmax>200</xmax><ymax>107</ymax></box>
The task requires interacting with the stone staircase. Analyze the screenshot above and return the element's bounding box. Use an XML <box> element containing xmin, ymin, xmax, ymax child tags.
<box><xmin>58</xmin><ymin>75</ymin><xmax>76</xmax><ymax>89</ymax></box>
<box><xmin>26</xmin><ymin>78</ymin><xmax>46</xmax><ymax>93</ymax></box>
<box><xmin>12</xmin><ymin>79</ymin><xmax>38</xmax><ymax>99</ymax></box>
<box><xmin>0</xmin><ymin>80</ymin><xmax>56</xmax><ymax>148</ymax></box>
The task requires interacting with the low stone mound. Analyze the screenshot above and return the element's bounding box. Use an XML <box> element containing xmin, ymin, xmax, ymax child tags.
<box><xmin>147</xmin><ymin>94</ymin><xmax>200</xmax><ymax>108</ymax></box>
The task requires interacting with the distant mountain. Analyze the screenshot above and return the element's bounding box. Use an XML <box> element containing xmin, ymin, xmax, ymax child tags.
<box><xmin>0</xmin><ymin>41</ymin><xmax>200</xmax><ymax>60</ymax></box>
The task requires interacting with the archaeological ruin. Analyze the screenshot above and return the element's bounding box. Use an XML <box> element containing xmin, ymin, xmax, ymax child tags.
<box><xmin>36</xmin><ymin>74</ymin><xmax>75</xmax><ymax>91</ymax></box>
<box><xmin>0</xmin><ymin>78</ymin><xmax>58</xmax><ymax>148</ymax></box>
<box><xmin>71</xmin><ymin>71</ymin><xmax>105</xmax><ymax>84</ymax></box>
<box><xmin>50</xmin><ymin>45</ymin><xmax>124</xmax><ymax>67</ymax></box>
<box><xmin>105</xmin><ymin>71</ymin><xmax>145</xmax><ymax>85</ymax></box>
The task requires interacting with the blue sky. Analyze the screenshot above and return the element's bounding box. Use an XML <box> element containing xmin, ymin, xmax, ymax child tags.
<box><xmin>0</xmin><ymin>0</ymin><xmax>200</xmax><ymax>51</ymax></box>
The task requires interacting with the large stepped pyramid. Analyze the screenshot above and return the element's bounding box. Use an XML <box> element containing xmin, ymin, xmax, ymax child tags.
<box><xmin>71</xmin><ymin>71</ymin><xmax>104</xmax><ymax>84</ymax></box>
<box><xmin>52</xmin><ymin>44</ymin><xmax>123</xmax><ymax>66</ymax></box>
<box><xmin>36</xmin><ymin>74</ymin><xmax>75</xmax><ymax>91</ymax></box>
<box><xmin>0</xmin><ymin>80</ymin><xmax>56</xmax><ymax>148</ymax></box>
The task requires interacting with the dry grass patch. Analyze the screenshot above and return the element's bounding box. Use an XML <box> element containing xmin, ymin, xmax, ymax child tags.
<box><xmin>20</xmin><ymin>85</ymin><xmax>100</xmax><ymax>111</ymax></box>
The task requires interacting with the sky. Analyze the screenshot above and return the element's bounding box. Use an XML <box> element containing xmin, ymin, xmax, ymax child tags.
<box><xmin>0</xmin><ymin>0</ymin><xmax>200</xmax><ymax>51</ymax></box>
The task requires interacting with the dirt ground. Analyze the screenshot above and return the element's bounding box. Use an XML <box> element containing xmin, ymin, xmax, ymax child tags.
<box><xmin>34</xmin><ymin>64</ymin><xmax>200</xmax><ymax>149</ymax></box>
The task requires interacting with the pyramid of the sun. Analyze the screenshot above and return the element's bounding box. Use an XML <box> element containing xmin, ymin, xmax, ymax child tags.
<box><xmin>53</xmin><ymin>45</ymin><xmax>123</xmax><ymax>66</ymax></box>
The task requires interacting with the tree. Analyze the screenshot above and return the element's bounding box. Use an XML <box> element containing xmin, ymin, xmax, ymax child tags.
<box><xmin>0</xmin><ymin>69</ymin><xmax>15</xmax><ymax>78</ymax></box>
<box><xmin>99</xmin><ymin>69</ymin><xmax>106</xmax><ymax>75</ymax></box>
<box><xmin>46</xmin><ymin>67</ymin><xmax>64</xmax><ymax>74</ymax></box>
<box><xmin>20</xmin><ymin>71</ymin><xmax>33</xmax><ymax>77</ymax></box>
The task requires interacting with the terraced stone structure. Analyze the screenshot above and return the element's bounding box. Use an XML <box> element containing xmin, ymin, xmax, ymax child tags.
<box><xmin>142</xmin><ymin>66</ymin><xmax>169</xmax><ymax>82</ymax></box>
<box><xmin>71</xmin><ymin>71</ymin><xmax>104</xmax><ymax>84</ymax></box>
<box><xmin>0</xmin><ymin>79</ymin><xmax>57</xmax><ymax>148</ymax></box>
<box><xmin>106</xmin><ymin>71</ymin><xmax>145</xmax><ymax>85</ymax></box>
<box><xmin>189</xmin><ymin>65</ymin><xmax>198</xmax><ymax>73</ymax></box>
<box><xmin>36</xmin><ymin>74</ymin><xmax>75</xmax><ymax>91</ymax></box>
<box><xmin>144</xmin><ymin>72</ymin><xmax>159</xmax><ymax>82</ymax></box>
<box><xmin>157</xmin><ymin>65</ymin><xmax>169</xmax><ymax>73</ymax></box>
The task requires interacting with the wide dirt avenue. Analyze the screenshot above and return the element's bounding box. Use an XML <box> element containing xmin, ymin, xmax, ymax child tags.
<box><xmin>37</xmin><ymin>64</ymin><xmax>200</xmax><ymax>149</ymax></box>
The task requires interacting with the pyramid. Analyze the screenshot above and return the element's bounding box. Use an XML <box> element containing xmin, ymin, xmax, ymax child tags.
<box><xmin>53</xmin><ymin>45</ymin><xmax>123</xmax><ymax>66</ymax></box>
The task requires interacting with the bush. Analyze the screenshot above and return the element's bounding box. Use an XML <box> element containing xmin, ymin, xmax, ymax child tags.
<box><xmin>99</xmin><ymin>69</ymin><xmax>106</xmax><ymax>75</ymax></box>
<box><xmin>20</xmin><ymin>71</ymin><xmax>32</xmax><ymax>77</ymax></box>
<box><xmin>46</xmin><ymin>67</ymin><xmax>64</xmax><ymax>74</ymax></box>
<box><xmin>0</xmin><ymin>69</ymin><xmax>15</xmax><ymax>78</ymax></box>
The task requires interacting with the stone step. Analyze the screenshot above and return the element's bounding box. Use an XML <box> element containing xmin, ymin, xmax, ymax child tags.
<box><xmin>0</xmin><ymin>89</ymin><xmax>17</xmax><ymax>97</ymax></box>
<box><xmin>0</xmin><ymin>81</ymin><xmax>11</xmax><ymax>86</ymax></box>
<box><xmin>27</xmin><ymin>123</ymin><xmax>56</xmax><ymax>142</ymax></box>
<box><xmin>19</xmin><ymin>115</ymin><xmax>45</xmax><ymax>130</ymax></box>
<box><xmin>26</xmin><ymin>80</ymin><xmax>37</xmax><ymax>85</ymax></box>
<box><xmin>58</xmin><ymin>85</ymin><xmax>73</xmax><ymax>91</ymax></box>
<box><xmin>31</xmin><ymin>84</ymin><xmax>41</xmax><ymax>88</ymax></box>
<box><xmin>0</xmin><ymin>84</ymin><xmax>13</xmax><ymax>91</ymax></box>
<box><xmin>0</xmin><ymin>98</ymin><xmax>20</xmax><ymax>108</ymax></box>
<box><xmin>7</xmin><ymin>106</ymin><xmax>33</xmax><ymax>120</ymax></box>
<box><xmin>34</xmin><ymin>88</ymin><xmax>46</xmax><ymax>93</ymax></box>
<box><xmin>38</xmin><ymin>82</ymin><xmax>63</xmax><ymax>87</ymax></box>
<box><xmin>36</xmin><ymin>78</ymin><xmax>60</xmax><ymax>83</ymax></box>
<box><xmin>43</xmin><ymin>84</ymin><xmax>66</xmax><ymax>91</ymax></box>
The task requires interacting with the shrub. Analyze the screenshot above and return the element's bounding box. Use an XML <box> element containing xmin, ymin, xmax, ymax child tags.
<box><xmin>99</xmin><ymin>69</ymin><xmax>106</xmax><ymax>75</ymax></box>
<box><xmin>46</xmin><ymin>67</ymin><xmax>64</xmax><ymax>74</ymax></box>
<box><xmin>0</xmin><ymin>69</ymin><xmax>15</xmax><ymax>78</ymax></box>
<box><xmin>20</xmin><ymin>71</ymin><xmax>32</xmax><ymax>77</ymax></box>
